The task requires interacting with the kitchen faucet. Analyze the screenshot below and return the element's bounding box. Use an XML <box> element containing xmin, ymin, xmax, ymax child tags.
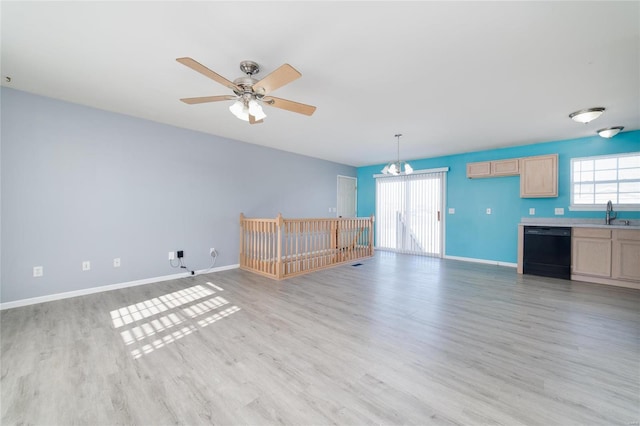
<box><xmin>605</xmin><ymin>200</ymin><xmax>617</xmax><ymax>225</ymax></box>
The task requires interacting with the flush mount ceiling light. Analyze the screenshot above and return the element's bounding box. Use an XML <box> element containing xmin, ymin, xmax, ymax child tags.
<box><xmin>381</xmin><ymin>134</ymin><xmax>413</xmax><ymax>175</ymax></box>
<box><xmin>569</xmin><ymin>107</ymin><xmax>605</xmax><ymax>123</ymax></box>
<box><xmin>597</xmin><ymin>126</ymin><xmax>624</xmax><ymax>139</ymax></box>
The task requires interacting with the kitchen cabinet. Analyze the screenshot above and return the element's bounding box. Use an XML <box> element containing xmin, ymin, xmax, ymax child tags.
<box><xmin>570</xmin><ymin>227</ymin><xmax>640</xmax><ymax>289</ymax></box>
<box><xmin>491</xmin><ymin>158</ymin><xmax>519</xmax><ymax>176</ymax></box>
<box><xmin>612</xmin><ymin>229</ymin><xmax>640</xmax><ymax>281</ymax></box>
<box><xmin>466</xmin><ymin>161</ymin><xmax>491</xmax><ymax>178</ymax></box>
<box><xmin>572</xmin><ymin>228</ymin><xmax>612</xmax><ymax>278</ymax></box>
<box><xmin>466</xmin><ymin>158</ymin><xmax>519</xmax><ymax>178</ymax></box>
<box><xmin>520</xmin><ymin>154</ymin><xmax>558</xmax><ymax>198</ymax></box>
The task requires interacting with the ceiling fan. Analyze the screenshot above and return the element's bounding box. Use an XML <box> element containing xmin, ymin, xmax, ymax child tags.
<box><xmin>177</xmin><ymin>58</ymin><xmax>316</xmax><ymax>124</ymax></box>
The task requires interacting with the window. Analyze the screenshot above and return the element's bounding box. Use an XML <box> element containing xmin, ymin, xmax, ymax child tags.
<box><xmin>570</xmin><ymin>152</ymin><xmax>640</xmax><ymax>211</ymax></box>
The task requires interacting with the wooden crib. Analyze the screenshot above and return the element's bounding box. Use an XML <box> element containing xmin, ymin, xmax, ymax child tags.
<box><xmin>239</xmin><ymin>213</ymin><xmax>374</xmax><ymax>279</ymax></box>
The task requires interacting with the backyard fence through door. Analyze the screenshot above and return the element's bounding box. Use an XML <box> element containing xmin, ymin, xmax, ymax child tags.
<box><xmin>375</xmin><ymin>168</ymin><xmax>447</xmax><ymax>257</ymax></box>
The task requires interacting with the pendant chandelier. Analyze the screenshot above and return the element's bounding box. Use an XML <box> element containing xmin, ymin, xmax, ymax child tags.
<box><xmin>381</xmin><ymin>134</ymin><xmax>413</xmax><ymax>175</ymax></box>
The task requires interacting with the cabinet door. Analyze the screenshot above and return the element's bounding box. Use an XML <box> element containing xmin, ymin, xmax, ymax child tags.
<box><xmin>572</xmin><ymin>237</ymin><xmax>612</xmax><ymax>277</ymax></box>
<box><xmin>612</xmin><ymin>230</ymin><xmax>640</xmax><ymax>282</ymax></box>
<box><xmin>491</xmin><ymin>158</ymin><xmax>519</xmax><ymax>176</ymax></box>
<box><xmin>520</xmin><ymin>154</ymin><xmax>558</xmax><ymax>198</ymax></box>
<box><xmin>467</xmin><ymin>161</ymin><xmax>491</xmax><ymax>178</ymax></box>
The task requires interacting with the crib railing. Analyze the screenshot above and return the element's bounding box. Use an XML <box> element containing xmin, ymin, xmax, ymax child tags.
<box><xmin>239</xmin><ymin>213</ymin><xmax>374</xmax><ymax>279</ymax></box>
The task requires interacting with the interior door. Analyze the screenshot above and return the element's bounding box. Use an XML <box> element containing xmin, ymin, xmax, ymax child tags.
<box><xmin>337</xmin><ymin>175</ymin><xmax>357</xmax><ymax>217</ymax></box>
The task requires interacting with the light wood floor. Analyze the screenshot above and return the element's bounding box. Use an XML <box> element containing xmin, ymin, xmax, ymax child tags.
<box><xmin>2</xmin><ymin>252</ymin><xmax>639</xmax><ymax>425</ymax></box>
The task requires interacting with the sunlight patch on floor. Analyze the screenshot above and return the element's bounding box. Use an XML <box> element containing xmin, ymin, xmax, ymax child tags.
<box><xmin>110</xmin><ymin>283</ymin><xmax>240</xmax><ymax>359</ymax></box>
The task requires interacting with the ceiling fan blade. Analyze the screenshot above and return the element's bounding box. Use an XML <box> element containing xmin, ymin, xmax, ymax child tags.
<box><xmin>249</xmin><ymin>115</ymin><xmax>263</xmax><ymax>125</ymax></box>
<box><xmin>252</xmin><ymin>64</ymin><xmax>301</xmax><ymax>95</ymax></box>
<box><xmin>176</xmin><ymin>57</ymin><xmax>239</xmax><ymax>91</ymax></box>
<box><xmin>180</xmin><ymin>95</ymin><xmax>236</xmax><ymax>105</ymax></box>
<box><xmin>263</xmin><ymin>96</ymin><xmax>316</xmax><ymax>116</ymax></box>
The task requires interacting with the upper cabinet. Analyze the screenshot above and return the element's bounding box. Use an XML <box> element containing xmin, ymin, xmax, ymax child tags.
<box><xmin>466</xmin><ymin>153</ymin><xmax>559</xmax><ymax>198</ymax></box>
<box><xmin>491</xmin><ymin>158</ymin><xmax>520</xmax><ymax>176</ymax></box>
<box><xmin>520</xmin><ymin>154</ymin><xmax>558</xmax><ymax>198</ymax></box>
<box><xmin>466</xmin><ymin>158</ymin><xmax>519</xmax><ymax>178</ymax></box>
<box><xmin>466</xmin><ymin>161</ymin><xmax>491</xmax><ymax>178</ymax></box>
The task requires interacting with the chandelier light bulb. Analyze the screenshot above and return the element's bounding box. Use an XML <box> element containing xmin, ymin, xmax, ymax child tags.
<box><xmin>404</xmin><ymin>163</ymin><xmax>413</xmax><ymax>174</ymax></box>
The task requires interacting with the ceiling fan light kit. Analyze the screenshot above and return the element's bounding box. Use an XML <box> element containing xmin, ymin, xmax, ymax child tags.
<box><xmin>382</xmin><ymin>134</ymin><xmax>413</xmax><ymax>175</ymax></box>
<box><xmin>177</xmin><ymin>58</ymin><xmax>316</xmax><ymax>124</ymax></box>
<box><xmin>229</xmin><ymin>98</ymin><xmax>266</xmax><ymax>122</ymax></box>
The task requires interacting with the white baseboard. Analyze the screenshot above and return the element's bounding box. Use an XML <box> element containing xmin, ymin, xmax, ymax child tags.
<box><xmin>0</xmin><ymin>264</ymin><xmax>240</xmax><ymax>311</ymax></box>
<box><xmin>375</xmin><ymin>248</ymin><xmax>517</xmax><ymax>268</ymax></box>
<box><xmin>444</xmin><ymin>255</ymin><xmax>517</xmax><ymax>268</ymax></box>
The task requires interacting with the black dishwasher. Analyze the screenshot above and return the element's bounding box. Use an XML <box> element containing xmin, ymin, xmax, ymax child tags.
<box><xmin>523</xmin><ymin>226</ymin><xmax>571</xmax><ymax>280</ymax></box>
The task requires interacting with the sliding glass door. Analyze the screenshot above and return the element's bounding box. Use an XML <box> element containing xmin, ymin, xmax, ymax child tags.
<box><xmin>376</xmin><ymin>170</ymin><xmax>446</xmax><ymax>257</ymax></box>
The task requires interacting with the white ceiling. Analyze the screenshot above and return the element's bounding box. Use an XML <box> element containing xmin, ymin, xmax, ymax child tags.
<box><xmin>2</xmin><ymin>1</ymin><xmax>638</xmax><ymax>167</ymax></box>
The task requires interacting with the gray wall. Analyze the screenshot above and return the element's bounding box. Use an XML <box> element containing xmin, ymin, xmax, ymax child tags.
<box><xmin>1</xmin><ymin>88</ymin><xmax>356</xmax><ymax>303</ymax></box>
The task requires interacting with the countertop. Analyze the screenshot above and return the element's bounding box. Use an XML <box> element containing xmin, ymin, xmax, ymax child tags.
<box><xmin>519</xmin><ymin>217</ymin><xmax>640</xmax><ymax>230</ymax></box>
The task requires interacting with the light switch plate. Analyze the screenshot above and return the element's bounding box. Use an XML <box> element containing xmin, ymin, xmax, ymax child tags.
<box><xmin>554</xmin><ymin>207</ymin><xmax>565</xmax><ymax>215</ymax></box>
<box><xmin>82</xmin><ymin>261</ymin><xmax>91</xmax><ymax>271</ymax></box>
<box><xmin>33</xmin><ymin>266</ymin><xmax>43</xmax><ymax>277</ymax></box>
<box><xmin>113</xmin><ymin>258</ymin><xmax>121</xmax><ymax>268</ymax></box>
<box><xmin>486</xmin><ymin>208</ymin><xmax>492</xmax><ymax>215</ymax></box>
<box><xmin>529</xmin><ymin>208</ymin><xmax>535</xmax><ymax>215</ymax></box>
<box><xmin>448</xmin><ymin>208</ymin><xmax>455</xmax><ymax>214</ymax></box>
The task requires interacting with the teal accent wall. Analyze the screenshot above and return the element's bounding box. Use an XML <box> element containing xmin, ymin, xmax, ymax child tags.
<box><xmin>357</xmin><ymin>131</ymin><xmax>640</xmax><ymax>264</ymax></box>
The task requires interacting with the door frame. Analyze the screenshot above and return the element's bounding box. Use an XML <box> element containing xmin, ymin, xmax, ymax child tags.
<box><xmin>374</xmin><ymin>168</ymin><xmax>448</xmax><ymax>257</ymax></box>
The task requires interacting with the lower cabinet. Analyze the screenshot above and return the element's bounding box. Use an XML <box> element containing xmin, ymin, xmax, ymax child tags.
<box><xmin>572</xmin><ymin>229</ymin><xmax>612</xmax><ymax>277</ymax></box>
<box><xmin>612</xmin><ymin>230</ymin><xmax>640</xmax><ymax>281</ymax></box>
<box><xmin>571</xmin><ymin>227</ymin><xmax>640</xmax><ymax>289</ymax></box>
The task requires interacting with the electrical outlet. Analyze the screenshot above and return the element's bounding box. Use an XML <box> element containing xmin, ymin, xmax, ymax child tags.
<box><xmin>448</xmin><ymin>208</ymin><xmax>455</xmax><ymax>214</ymax></box>
<box><xmin>210</xmin><ymin>248</ymin><xmax>217</xmax><ymax>256</ymax></box>
<box><xmin>177</xmin><ymin>250</ymin><xmax>184</xmax><ymax>259</ymax></box>
<box><xmin>113</xmin><ymin>258</ymin><xmax>121</xmax><ymax>268</ymax></box>
<box><xmin>82</xmin><ymin>261</ymin><xmax>91</xmax><ymax>271</ymax></box>
<box><xmin>529</xmin><ymin>208</ymin><xmax>535</xmax><ymax>215</ymax></box>
<box><xmin>555</xmin><ymin>207</ymin><xmax>565</xmax><ymax>215</ymax></box>
<box><xmin>33</xmin><ymin>266</ymin><xmax>43</xmax><ymax>277</ymax></box>
<box><xmin>168</xmin><ymin>251</ymin><xmax>175</xmax><ymax>260</ymax></box>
